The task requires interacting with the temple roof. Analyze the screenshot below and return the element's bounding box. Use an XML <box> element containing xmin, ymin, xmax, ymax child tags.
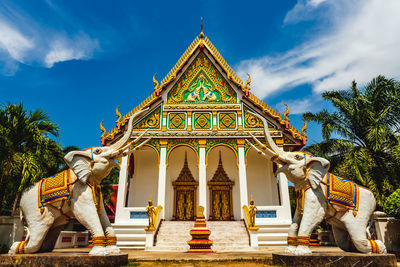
<box><xmin>102</xmin><ymin>29</ymin><xmax>305</xmax><ymax>143</ymax></box>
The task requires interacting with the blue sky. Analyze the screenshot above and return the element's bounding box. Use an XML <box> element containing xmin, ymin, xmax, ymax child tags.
<box><xmin>1</xmin><ymin>0</ymin><xmax>400</xmax><ymax>149</ymax></box>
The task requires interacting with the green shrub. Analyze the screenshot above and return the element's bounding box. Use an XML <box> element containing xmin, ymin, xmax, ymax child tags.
<box><xmin>383</xmin><ymin>189</ymin><xmax>400</xmax><ymax>218</ymax></box>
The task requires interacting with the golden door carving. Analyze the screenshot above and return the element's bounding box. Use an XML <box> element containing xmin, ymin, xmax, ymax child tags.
<box><xmin>172</xmin><ymin>152</ymin><xmax>198</xmax><ymax>221</ymax></box>
<box><xmin>174</xmin><ymin>189</ymin><xmax>195</xmax><ymax>221</ymax></box>
<box><xmin>208</xmin><ymin>152</ymin><xmax>234</xmax><ymax>221</ymax></box>
<box><xmin>211</xmin><ymin>189</ymin><xmax>232</xmax><ymax>221</ymax></box>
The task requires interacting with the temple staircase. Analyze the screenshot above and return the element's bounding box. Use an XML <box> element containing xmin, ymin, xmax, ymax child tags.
<box><xmin>151</xmin><ymin>221</ymin><xmax>253</xmax><ymax>251</ymax></box>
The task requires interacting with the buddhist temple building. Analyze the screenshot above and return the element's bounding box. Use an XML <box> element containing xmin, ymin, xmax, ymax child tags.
<box><xmin>102</xmin><ymin>25</ymin><xmax>306</xmax><ymax>249</ymax></box>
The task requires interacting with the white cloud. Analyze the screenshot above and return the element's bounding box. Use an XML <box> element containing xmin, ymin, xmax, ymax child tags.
<box><xmin>284</xmin><ymin>0</ymin><xmax>329</xmax><ymax>24</ymax></box>
<box><xmin>0</xmin><ymin>22</ymin><xmax>33</xmax><ymax>63</ymax></box>
<box><xmin>237</xmin><ymin>0</ymin><xmax>400</xmax><ymax>98</ymax></box>
<box><xmin>275</xmin><ymin>98</ymin><xmax>317</xmax><ymax>115</ymax></box>
<box><xmin>45</xmin><ymin>35</ymin><xmax>99</xmax><ymax>67</ymax></box>
<box><xmin>0</xmin><ymin>5</ymin><xmax>99</xmax><ymax>75</ymax></box>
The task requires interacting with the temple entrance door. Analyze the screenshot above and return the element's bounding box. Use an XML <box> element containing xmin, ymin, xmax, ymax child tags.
<box><xmin>208</xmin><ymin>152</ymin><xmax>234</xmax><ymax>221</ymax></box>
<box><xmin>172</xmin><ymin>152</ymin><xmax>198</xmax><ymax>221</ymax></box>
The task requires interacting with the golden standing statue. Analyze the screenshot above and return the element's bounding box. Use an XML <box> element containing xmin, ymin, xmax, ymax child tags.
<box><xmin>145</xmin><ymin>197</ymin><xmax>156</xmax><ymax>231</ymax></box>
<box><xmin>248</xmin><ymin>196</ymin><xmax>258</xmax><ymax>228</ymax></box>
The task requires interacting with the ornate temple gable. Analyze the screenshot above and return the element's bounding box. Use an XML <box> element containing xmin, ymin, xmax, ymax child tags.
<box><xmin>167</xmin><ymin>52</ymin><xmax>237</xmax><ymax>105</ymax></box>
<box><xmin>102</xmin><ymin>29</ymin><xmax>305</xmax><ymax>148</ymax></box>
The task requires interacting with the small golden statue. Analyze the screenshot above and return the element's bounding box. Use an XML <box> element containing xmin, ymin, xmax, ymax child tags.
<box><xmin>145</xmin><ymin>197</ymin><xmax>156</xmax><ymax>231</ymax></box>
<box><xmin>248</xmin><ymin>196</ymin><xmax>258</xmax><ymax>228</ymax></box>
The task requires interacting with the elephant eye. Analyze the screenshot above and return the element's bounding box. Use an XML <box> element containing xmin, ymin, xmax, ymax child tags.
<box><xmin>295</xmin><ymin>155</ymin><xmax>302</xmax><ymax>160</ymax></box>
<box><xmin>93</xmin><ymin>148</ymin><xmax>102</xmax><ymax>154</ymax></box>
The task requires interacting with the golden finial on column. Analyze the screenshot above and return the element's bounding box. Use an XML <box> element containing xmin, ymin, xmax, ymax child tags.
<box><xmin>199</xmin><ymin>17</ymin><xmax>204</xmax><ymax>39</ymax></box>
<box><xmin>115</xmin><ymin>105</ymin><xmax>122</xmax><ymax>125</ymax></box>
<box><xmin>283</xmin><ymin>103</ymin><xmax>290</xmax><ymax>123</ymax></box>
<box><xmin>301</xmin><ymin>118</ymin><xmax>308</xmax><ymax>137</ymax></box>
<box><xmin>100</xmin><ymin>119</ymin><xmax>106</xmax><ymax>139</ymax></box>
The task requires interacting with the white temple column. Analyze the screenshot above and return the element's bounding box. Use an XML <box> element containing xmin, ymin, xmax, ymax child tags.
<box><xmin>157</xmin><ymin>140</ymin><xmax>168</xmax><ymax>219</ymax></box>
<box><xmin>115</xmin><ymin>153</ymin><xmax>129</xmax><ymax>223</ymax></box>
<box><xmin>237</xmin><ymin>139</ymin><xmax>248</xmax><ymax>219</ymax></box>
<box><xmin>198</xmin><ymin>139</ymin><xmax>207</xmax><ymax>218</ymax></box>
<box><xmin>277</xmin><ymin>170</ymin><xmax>292</xmax><ymax>221</ymax></box>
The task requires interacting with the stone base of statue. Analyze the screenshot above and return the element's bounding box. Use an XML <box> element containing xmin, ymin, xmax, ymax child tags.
<box><xmin>273</xmin><ymin>252</ymin><xmax>397</xmax><ymax>267</ymax></box>
<box><xmin>0</xmin><ymin>252</ymin><xmax>128</xmax><ymax>267</ymax></box>
<box><xmin>187</xmin><ymin>206</ymin><xmax>213</xmax><ymax>253</ymax></box>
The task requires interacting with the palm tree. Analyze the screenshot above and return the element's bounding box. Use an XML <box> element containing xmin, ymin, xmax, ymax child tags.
<box><xmin>303</xmin><ymin>76</ymin><xmax>400</xmax><ymax>207</ymax></box>
<box><xmin>0</xmin><ymin>103</ymin><xmax>62</xmax><ymax>214</ymax></box>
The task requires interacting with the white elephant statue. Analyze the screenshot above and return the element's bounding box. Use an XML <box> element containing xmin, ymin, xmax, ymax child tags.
<box><xmin>9</xmin><ymin>109</ymin><xmax>150</xmax><ymax>256</ymax></box>
<box><xmin>246</xmin><ymin>111</ymin><xmax>387</xmax><ymax>255</ymax></box>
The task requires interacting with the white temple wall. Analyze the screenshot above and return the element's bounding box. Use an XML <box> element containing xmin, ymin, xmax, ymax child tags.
<box><xmin>165</xmin><ymin>146</ymin><xmax>199</xmax><ymax>220</ymax></box>
<box><xmin>127</xmin><ymin>146</ymin><xmax>159</xmax><ymax>207</ymax></box>
<box><xmin>206</xmin><ymin>146</ymin><xmax>240</xmax><ymax>221</ymax></box>
<box><xmin>246</xmin><ymin>148</ymin><xmax>280</xmax><ymax>206</ymax></box>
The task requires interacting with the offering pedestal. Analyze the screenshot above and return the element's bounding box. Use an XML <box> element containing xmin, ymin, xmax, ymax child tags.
<box><xmin>187</xmin><ymin>206</ymin><xmax>213</xmax><ymax>253</ymax></box>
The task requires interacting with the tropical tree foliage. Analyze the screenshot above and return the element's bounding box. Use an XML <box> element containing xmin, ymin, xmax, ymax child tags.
<box><xmin>0</xmin><ymin>103</ymin><xmax>64</xmax><ymax>215</ymax></box>
<box><xmin>303</xmin><ymin>76</ymin><xmax>400</xmax><ymax>207</ymax></box>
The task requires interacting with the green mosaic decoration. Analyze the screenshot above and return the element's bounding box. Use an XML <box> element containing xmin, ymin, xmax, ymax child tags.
<box><xmin>193</xmin><ymin>113</ymin><xmax>211</xmax><ymax>130</ymax></box>
<box><xmin>167</xmin><ymin>139</ymin><xmax>199</xmax><ymax>156</ymax></box>
<box><xmin>140</xmin><ymin>138</ymin><xmax>161</xmax><ymax>155</ymax></box>
<box><xmin>168</xmin><ymin>113</ymin><xmax>186</xmax><ymax>130</ymax></box>
<box><xmin>243</xmin><ymin>105</ymin><xmax>276</xmax><ymax>130</ymax></box>
<box><xmin>205</xmin><ymin>139</ymin><xmax>238</xmax><ymax>157</ymax></box>
<box><xmin>218</xmin><ymin>112</ymin><xmax>236</xmax><ymax>130</ymax></box>
<box><xmin>167</xmin><ymin>52</ymin><xmax>236</xmax><ymax>104</ymax></box>
<box><xmin>133</xmin><ymin>106</ymin><xmax>161</xmax><ymax>130</ymax></box>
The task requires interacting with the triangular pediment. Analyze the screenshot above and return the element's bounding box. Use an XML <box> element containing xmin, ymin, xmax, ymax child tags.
<box><xmin>167</xmin><ymin>52</ymin><xmax>237</xmax><ymax>104</ymax></box>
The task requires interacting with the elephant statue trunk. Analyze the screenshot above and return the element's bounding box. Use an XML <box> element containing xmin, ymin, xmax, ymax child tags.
<box><xmin>8</xmin><ymin>109</ymin><xmax>151</xmax><ymax>256</ymax></box>
<box><xmin>245</xmin><ymin>111</ymin><xmax>387</xmax><ymax>255</ymax></box>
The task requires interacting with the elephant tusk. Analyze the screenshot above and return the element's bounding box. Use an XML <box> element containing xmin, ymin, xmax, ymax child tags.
<box><xmin>249</xmin><ymin>132</ymin><xmax>267</xmax><ymax>150</ymax></box>
<box><xmin>245</xmin><ymin>139</ymin><xmax>267</xmax><ymax>157</ymax></box>
<box><xmin>132</xmin><ymin>129</ymin><xmax>150</xmax><ymax>144</ymax></box>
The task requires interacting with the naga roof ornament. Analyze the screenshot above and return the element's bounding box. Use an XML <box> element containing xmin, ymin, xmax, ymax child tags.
<box><xmin>115</xmin><ymin>105</ymin><xmax>122</xmax><ymax>125</ymax></box>
<box><xmin>283</xmin><ymin>104</ymin><xmax>290</xmax><ymax>123</ymax></box>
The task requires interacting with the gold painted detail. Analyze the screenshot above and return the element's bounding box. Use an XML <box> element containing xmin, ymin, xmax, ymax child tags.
<box><xmin>193</xmin><ymin>112</ymin><xmax>212</xmax><ymax>130</ymax></box>
<box><xmin>100</xmin><ymin>119</ymin><xmax>106</xmax><ymax>139</ymax></box>
<box><xmin>283</xmin><ymin>104</ymin><xmax>290</xmax><ymax>123</ymax></box>
<box><xmin>167</xmin><ymin>139</ymin><xmax>199</xmax><ymax>155</ymax></box>
<box><xmin>243</xmin><ymin>73</ymin><xmax>251</xmax><ymax>94</ymax></box>
<box><xmin>115</xmin><ymin>105</ymin><xmax>122</xmax><ymax>125</ymax></box>
<box><xmin>208</xmin><ymin>153</ymin><xmax>234</xmax><ymax>221</ymax></box>
<box><xmin>301</xmin><ymin>119</ymin><xmax>307</xmax><ymax>138</ymax></box>
<box><xmin>130</xmin><ymin>130</ymin><xmax>282</xmax><ymax>138</ymax></box>
<box><xmin>218</xmin><ymin>112</ymin><xmax>236</xmax><ymax>130</ymax></box>
<box><xmin>168</xmin><ymin>113</ymin><xmax>186</xmax><ymax>130</ymax></box>
<box><xmin>243</xmin><ymin>106</ymin><xmax>271</xmax><ymax>129</ymax></box>
<box><xmin>167</xmin><ymin>52</ymin><xmax>236</xmax><ymax>104</ymax></box>
<box><xmin>133</xmin><ymin>106</ymin><xmax>161</xmax><ymax>130</ymax></box>
<box><xmin>205</xmin><ymin>139</ymin><xmax>238</xmax><ymax>156</ymax></box>
<box><xmin>163</xmin><ymin>104</ymin><xmax>240</xmax><ymax>110</ymax></box>
<box><xmin>243</xmin><ymin>196</ymin><xmax>259</xmax><ymax>230</ymax></box>
<box><xmin>153</xmin><ymin>73</ymin><xmax>160</xmax><ymax>94</ymax></box>
<box><xmin>173</xmin><ymin>153</ymin><xmax>198</xmax><ymax>221</ymax></box>
<box><xmin>145</xmin><ymin>197</ymin><xmax>162</xmax><ymax>231</ymax></box>
<box><xmin>143</xmin><ymin>138</ymin><xmax>161</xmax><ymax>154</ymax></box>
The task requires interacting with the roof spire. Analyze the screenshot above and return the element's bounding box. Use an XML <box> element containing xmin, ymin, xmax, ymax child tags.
<box><xmin>199</xmin><ymin>17</ymin><xmax>204</xmax><ymax>39</ymax></box>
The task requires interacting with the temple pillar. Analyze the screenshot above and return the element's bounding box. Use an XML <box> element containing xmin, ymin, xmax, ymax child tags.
<box><xmin>115</xmin><ymin>152</ymin><xmax>129</xmax><ymax>222</ymax></box>
<box><xmin>198</xmin><ymin>139</ymin><xmax>207</xmax><ymax>218</ymax></box>
<box><xmin>237</xmin><ymin>139</ymin><xmax>248</xmax><ymax>219</ymax></box>
<box><xmin>157</xmin><ymin>140</ymin><xmax>168</xmax><ymax>219</ymax></box>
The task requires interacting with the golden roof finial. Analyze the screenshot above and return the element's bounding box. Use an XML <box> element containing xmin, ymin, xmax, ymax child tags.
<box><xmin>283</xmin><ymin>104</ymin><xmax>290</xmax><ymax>123</ymax></box>
<box><xmin>116</xmin><ymin>105</ymin><xmax>122</xmax><ymax>124</ymax></box>
<box><xmin>301</xmin><ymin>118</ymin><xmax>307</xmax><ymax>137</ymax></box>
<box><xmin>243</xmin><ymin>73</ymin><xmax>251</xmax><ymax>94</ymax></box>
<box><xmin>153</xmin><ymin>73</ymin><xmax>160</xmax><ymax>93</ymax></box>
<box><xmin>100</xmin><ymin>119</ymin><xmax>106</xmax><ymax>139</ymax></box>
<box><xmin>199</xmin><ymin>17</ymin><xmax>204</xmax><ymax>39</ymax></box>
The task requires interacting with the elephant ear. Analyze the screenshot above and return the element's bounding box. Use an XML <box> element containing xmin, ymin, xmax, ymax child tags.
<box><xmin>64</xmin><ymin>151</ymin><xmax>92</xmax><ymax>183</ymax></box>
<box><xmin>307</xmin><ymin>160</ymin><xmax>330</xmax><ymax>190</ymax></box>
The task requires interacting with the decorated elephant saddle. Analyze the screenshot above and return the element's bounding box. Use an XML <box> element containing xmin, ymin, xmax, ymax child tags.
<box><xmin>325</xmin><ymin>172</ymin><xmax>359</xmax><ymax>214</ymax></box>
<box><xmin>296</xmin><ymin>172</ymin><xmax>359</xmax><ymax>216</ymax></box>
<box><xmin>38</xmin><ymin>169</ymin><xmax>72</xmax><ymax>208</ymax></box>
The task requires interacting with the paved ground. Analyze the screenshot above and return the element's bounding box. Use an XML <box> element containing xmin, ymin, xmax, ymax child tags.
<box><xmin>55</xmin><ymin>246</ymin><xmax>343</xmax><ymax>260</ymax></box>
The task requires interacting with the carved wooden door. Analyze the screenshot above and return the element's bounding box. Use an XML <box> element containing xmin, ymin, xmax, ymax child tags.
<box><xmin>210</xmin><ymin>189</ymin><xmax>232</xmax><ymax>221</ymax></box>
<box><xmin>175</xmin><ymin>189</ymin><xmax>195</xmax><ymax>221</ymax></box>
